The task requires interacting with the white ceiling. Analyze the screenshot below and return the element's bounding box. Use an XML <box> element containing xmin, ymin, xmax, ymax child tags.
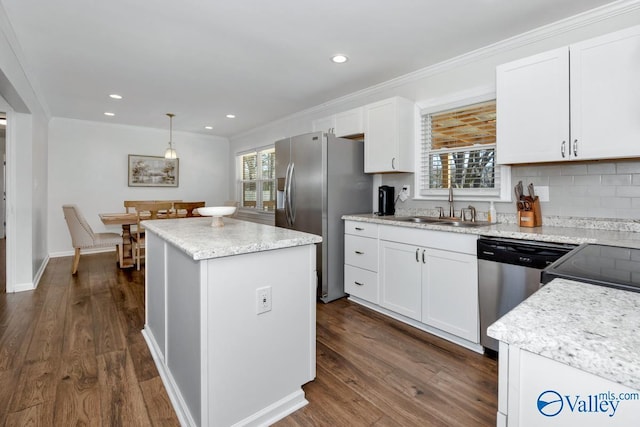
<box><xmin>1</xmin><ymin>0</ymin><xmax>617</xmax><ymax>137</ymax></box>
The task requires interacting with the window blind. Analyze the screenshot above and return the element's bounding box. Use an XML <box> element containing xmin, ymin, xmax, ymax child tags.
<box><xmin>420</xmin><ymin>100</ymin><xmax>498</xmax><ymax>194</ymax></box>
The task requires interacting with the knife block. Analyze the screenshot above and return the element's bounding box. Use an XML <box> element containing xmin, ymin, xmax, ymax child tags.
<box><xmin>518</xmin><ymin>197</ymin><xmax>542</xmax><ymax>227</ymax></box>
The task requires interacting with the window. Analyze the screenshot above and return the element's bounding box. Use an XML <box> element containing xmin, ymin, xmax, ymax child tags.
<box><xmin>418</xmin><ymin>93</ymin><xmax>509</xmax><ymax>200</ymax></box>
<box><xmin>237</xmin><ymin>147</ymin><xmax>276</xmax><ymax>212</ymax></box>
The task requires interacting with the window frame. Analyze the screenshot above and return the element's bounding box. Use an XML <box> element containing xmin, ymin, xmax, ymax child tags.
<box><xmin>236</xmin><ymin>145</ymin><xmax>276</xmax><ymax>213</ymax></box>
<box><xmin>414</xmin><ymin>86</ymin><xmax>511</xmax><ymax>202</ymax></box>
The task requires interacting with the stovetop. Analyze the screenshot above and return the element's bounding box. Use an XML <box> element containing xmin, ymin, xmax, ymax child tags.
<box><xmin>542</xmin><ymin>243</ymin><xmax>640</xmax><ymax>293</ymax></box>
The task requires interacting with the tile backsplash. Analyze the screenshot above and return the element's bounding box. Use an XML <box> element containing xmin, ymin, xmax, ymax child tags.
<box><xmin>383</xmin><ymin>158</ymin><xmax>640</xmax><ymax>221</ymax></box>
<box><xmin>513</xmin><ymin>159</ymin><xmax>640</xmax><ymax>220</ymax></box>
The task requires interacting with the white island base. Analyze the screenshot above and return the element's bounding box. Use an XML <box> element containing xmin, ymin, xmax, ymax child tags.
<box><xmin>141</xmin><ymin>219</ymin><xmax>320</xmax><ymax>426</ymax></box>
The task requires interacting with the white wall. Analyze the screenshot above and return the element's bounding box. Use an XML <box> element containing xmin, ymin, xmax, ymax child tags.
<box><xmin>228</xmin><ymin>3</ymin><xmax>640</xmax><ymax>220</ymax></box>
<box><xmin>48</xmin><ymin>118</ymin><xmax>230</xmax><ymax>255</ymax></box>
<box><xmin>0</xmin><ymin>3</ymin><xmax>50</xmax><ymax>291</ymax></box>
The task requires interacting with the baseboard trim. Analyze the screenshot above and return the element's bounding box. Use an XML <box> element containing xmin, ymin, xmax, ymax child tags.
<box><xmin>142</xmin><ymin>327</ymin><xmax>197</xmax><ymax>427</ymax></box>
<box><xmin>231</xmin><ymin>390</ymin><xmax>308</xmax><ymax>427</ymax></box>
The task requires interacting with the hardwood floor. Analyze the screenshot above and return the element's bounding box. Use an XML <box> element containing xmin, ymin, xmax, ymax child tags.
<box><xmin>0</xmin><ymin>252</ymin><xmax>497</xmax><ymax>426</ymax></box>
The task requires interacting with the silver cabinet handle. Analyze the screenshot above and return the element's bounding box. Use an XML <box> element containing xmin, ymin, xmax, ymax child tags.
<box><xmin>573</xmin><ymin>139</ymin><xmax>578</xmax><ymax>157</ymax></box>
<box><xmin>355</xmin><ymin>251</ymin><xmax>364</xmax><ymax>255</ymax></box>
<box><xmin>561</xmin><ymin>140</ymin><xmax>566</xmax><ymax>158</ymax></box>
<box><xmin>422</xmin><ymin>249</ymin><xmax>426</xmax><ymax>264</ymax></box>
<box><xmin>355</xmin><ymin>227</ymin><xmax>364</xmax><ymax>231</ymax></box>
<box><xmin>415</xmin><ymin>248</ymin><xmax>419</xmax><ymax>262</ymax></box>
<box><xmin>392</xmin><ymin>157</ymin><xmax>396</xmax><ymax>170</ymax></box>
<box><xmin>354</xmin><ymin>281</ymin><xmax>364</xmax><ymax>286</ymax></box>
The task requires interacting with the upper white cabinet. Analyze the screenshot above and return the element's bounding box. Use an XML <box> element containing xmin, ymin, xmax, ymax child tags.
<box><xmin>497</xmin><ymin>25</ymin><xmax>640</xmax><ymax>164</ymax></box>
<box><xmin>364</xmin><ymin>97</ymin><xmax>415</xmax><ymax>173</ymax></box>
<box><xmin>313</xmin><ymin>107</ymin><xmax>364</xmax><ymax>137</ymax></box>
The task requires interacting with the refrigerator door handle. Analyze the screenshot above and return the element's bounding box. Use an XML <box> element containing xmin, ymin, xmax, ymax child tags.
<box><xmin>284</xmin><ymin>163</ymin><xmax>292</xmax><ymax>226</ymax></box>
<box><xmin>288</xmin><ymin>162</ymin><xmax>296</xmax><ymax>225</ymax></box>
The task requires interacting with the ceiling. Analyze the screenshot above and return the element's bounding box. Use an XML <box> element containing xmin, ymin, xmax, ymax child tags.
<box><xmin>1</xmin><ymin>0</ymin><xmax>617</xmax><ymax>137</ymax></box>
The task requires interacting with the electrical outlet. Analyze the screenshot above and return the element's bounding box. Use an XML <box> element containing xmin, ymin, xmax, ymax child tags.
<box><xmin>256</xmin><ymin>286</ymin><xmax>272</xmax><ymax>314</ymax></box>
<box><xmin>401</xmin><ymin>185</ymin><xmax>410</xmax><ymax>197</ymax></box>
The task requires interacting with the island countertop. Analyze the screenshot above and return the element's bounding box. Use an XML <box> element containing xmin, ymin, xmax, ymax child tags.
<box><xmin>142</xmin><ymin>217</ymin><xmax>322</xmax><ymax>260</ymax></box>
<box><xmin>488</xmin><ymin>278</ymin><xmax>640</xmax><ymax>390</ymax></box>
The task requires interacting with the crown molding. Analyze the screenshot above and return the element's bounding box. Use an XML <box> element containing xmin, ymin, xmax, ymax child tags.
<box><xmin>231</xmin><ymin>0</ymin><xmax>640</xmax><ymax>141</ymax></box>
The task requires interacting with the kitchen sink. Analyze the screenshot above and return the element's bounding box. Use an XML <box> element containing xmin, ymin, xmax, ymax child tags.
<box><xmin>380</xmin><ymin>216</ymin><xmax>492</xmax><ymax>228</ymax></box>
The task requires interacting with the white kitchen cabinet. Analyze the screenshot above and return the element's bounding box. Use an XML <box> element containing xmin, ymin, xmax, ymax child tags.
<box><xmin>496</xmin><ymin>47</ymin><xmax>569</xmax><ymax>164</ymax></box>
<box><xmin>364</xmin><ymin>97</ymin><xmax>415</xmax><ymax>173</ymax></box>
<box><xmin>497</xmin><ymin>24</ymin><xmax>640</xmax><ymax>164</ymax></box>
<box><xmin>344</xmin><ymin>221</ymin><xmax>379</xmax><ymax>304</ymax></box>
<box><xmin>379</xmin><ymin>240</ymin><xmax>422</xmax><ymax>320</ymax></box>
<box><xmin>313</xmin><ymin>107</ymin><xmax>364</xmax><ymax>137</ymax></box>
<box><xmin>422</xmin><ymin>248</ymin><xmax>478</xmax><ymax>342</ymax></box>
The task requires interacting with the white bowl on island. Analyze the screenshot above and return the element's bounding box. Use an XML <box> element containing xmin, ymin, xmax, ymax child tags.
<box><xmin>197</xmin><ymin>206</ymin><xmax>237</xmax><ymax>227</ymax></box>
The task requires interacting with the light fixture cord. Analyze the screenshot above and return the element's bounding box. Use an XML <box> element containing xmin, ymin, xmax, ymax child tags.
<box><xmin>168</xmin><ymin>113</ymin><xmax>174</xmax><ymax>149</ymax></box>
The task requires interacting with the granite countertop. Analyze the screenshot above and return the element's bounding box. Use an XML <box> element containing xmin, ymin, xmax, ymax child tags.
<box><xmin>488</xmin><ymin>278</ymin><xmax>640</xmax><ymax>390</ymax></box>
<box><xmin>142</xmin><ymin>217</ymin><xmax>322</xmax><ymax>260</ymax></box>
<box><xmin>342</xmin><ymin>213</ymin><xmax>640</xmax><ymax>248</ymax></box>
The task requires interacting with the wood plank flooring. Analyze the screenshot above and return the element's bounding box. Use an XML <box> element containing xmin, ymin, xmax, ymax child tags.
<box><xmin>0</xmin><ymin>252</ymin><xmax>497</xmax><ymax>426</ymax></box>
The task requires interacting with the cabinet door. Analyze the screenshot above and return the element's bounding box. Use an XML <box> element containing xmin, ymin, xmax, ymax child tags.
<box><xmin>570</xmin><ymin>25</ymin><xmax>640</xmax><ymax>161</ymax></box>
<box><xmin>335</xmin><ymin>107</ymin><xmax>364</xmax><ymax>137</ymax></box>
<box><xmin>365</xmin><ymin>99</ymin><xmax>399</xmax><ymax>172</ymax></box>
<box><xmin>496</xmin><ymin>47</ymin><xmax>570</xmax><ymax>164</ymax></box>
<box><xmin>312</xmin><ymin>115</ymin><xmax>335</xmax><ymax>133</ymax></box>
<box><xmin>422</xmin><ymin>248</ymin><xmax>479</xmax><ymax>343</ymax></box>
<box><xmin>379</xmin><ymin>240</ymin><xmax>421</xmax><ymax>320</ymax></box>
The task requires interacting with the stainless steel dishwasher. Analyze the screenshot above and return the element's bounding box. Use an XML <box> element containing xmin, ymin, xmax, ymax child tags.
<box><xmin>477</xmin><ymin>237</ymin><xmax>576</xmax><ymax>352</ymax></box>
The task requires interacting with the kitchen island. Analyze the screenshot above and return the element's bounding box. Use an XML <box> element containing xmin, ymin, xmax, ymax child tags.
<box><xmin>141</xmin><ymin>217</ymin><xmax>322</xmax><ymax>427</ymax></box>
<box><xmin>488</xmin><ymin>279</ymin><xmax>640</xmax><ymax>426</ymax></box>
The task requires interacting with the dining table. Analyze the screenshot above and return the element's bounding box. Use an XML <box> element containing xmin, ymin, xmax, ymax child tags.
<box><xmin>99</xmin><ymin>212</ymin><xmax>141</xmax><ymax>268</ymax></box>
<box><xmin>100</xmin><ymin>206</ymin><xmax>200</xmax><ymax>268</ymax></box>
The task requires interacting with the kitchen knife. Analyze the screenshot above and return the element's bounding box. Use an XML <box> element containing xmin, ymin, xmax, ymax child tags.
<box><xmin>528</xmin><ymin>183</ymin><xmax>535</xmax><ymax>199</ymax></box>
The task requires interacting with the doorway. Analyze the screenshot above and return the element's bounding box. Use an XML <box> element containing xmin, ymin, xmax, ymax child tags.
<box><xmin>0</xmin><ymin>112</ymin><xmax>5</xmax><ymax>293</ymax></box>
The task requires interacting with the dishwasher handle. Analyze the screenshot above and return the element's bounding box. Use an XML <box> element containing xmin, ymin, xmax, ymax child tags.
<box><xmin>477</xmin><ymin>238</ymin><xmax>575</xmax><ymax>269</ymax></box>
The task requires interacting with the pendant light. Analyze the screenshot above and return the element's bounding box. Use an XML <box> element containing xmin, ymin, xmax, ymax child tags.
<box><xmin>164</xmin><ymin>113</ymin><xmax>178</xmax><ymax>159</ymax></box>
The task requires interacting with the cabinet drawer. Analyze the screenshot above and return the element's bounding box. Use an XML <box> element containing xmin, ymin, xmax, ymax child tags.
<box><xmin>345</xmin><ymin>265</ymin><xmax>378</xmax><ymax>304</ymax></box>
<box><xmin>345</xmin><ymin>235</ymin><xmax>378</xmax><ymax>271</ymax></box>
<box><xmin>345</xmin><ymin>220</ymin><xmax>378</xmax><ymax>238</ymax></box>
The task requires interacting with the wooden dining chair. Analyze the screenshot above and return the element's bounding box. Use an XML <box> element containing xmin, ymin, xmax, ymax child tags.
<box><xmin>131</xmin><ymin>201</ymin><xmax>175</xmax><ymax>270</ymax></box>
<box><xmin>62</xmin><ymin>204</ymin><xmax>122</xmax><ymax>274</ymax></box>
<box><xmin>174</xmin><ymin>201</ymin><xmax>205</xmax><ymax>217</ymax></box>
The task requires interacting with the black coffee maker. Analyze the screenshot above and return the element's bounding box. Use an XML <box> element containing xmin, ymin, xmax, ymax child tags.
<box><xmin>378</xmin><ymin>186</ymin><xmax>395</xmax><ymax>216</ymax></box>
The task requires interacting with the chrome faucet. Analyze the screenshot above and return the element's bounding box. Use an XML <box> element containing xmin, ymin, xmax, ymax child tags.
<box><xmin>434</xmin><ymin>206</ymin><xmax>445</xmax><ymax>218</ymax></box>
<box><xmin>468</xmin><ymin>205</ymin><xmax>477</xmax><ymax>222</ymax></box>
<box><xmin>448</xmin><ymin>187</ymin><xmax>455</xmax><ymax>218</ymax></box>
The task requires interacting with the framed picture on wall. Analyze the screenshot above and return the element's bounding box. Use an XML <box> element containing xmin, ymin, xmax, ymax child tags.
<box><xmin>128</xmin><ymin>154</ymin><xmax>179</xmax><ymax>187</ymax></box>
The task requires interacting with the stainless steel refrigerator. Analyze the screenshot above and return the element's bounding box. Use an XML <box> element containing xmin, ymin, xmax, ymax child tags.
<box><xmin>275</xmin><ymin>131</ymin><xmax>372</xmax><ymax>302</ymax></box>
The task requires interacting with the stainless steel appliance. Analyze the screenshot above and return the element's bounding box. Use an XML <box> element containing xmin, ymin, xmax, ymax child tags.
<box><xmin>477</xmin><ymin>237</ymin><xmax>576</xmax><ymax>352</ymax></box>
<box><xmin>275</xmin><ymin>131</ymin><xmax>372</xmax><ymax>302</ymax></box>
<box><xmin>542</xmin><ymin>243</ymin><xmax>640</xmax><ymax>292</ymax></box>
<box><xmin>377</xmin><ymin>185</ymin><xmax>395</xmax><ymax>216</ymax></box>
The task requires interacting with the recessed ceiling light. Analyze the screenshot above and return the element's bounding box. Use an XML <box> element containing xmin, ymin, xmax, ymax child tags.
<box><xmin>109</xmin><ymin>94</ymin><xmax>123</xmax><ymax>99</ymax></box>
<box><xmin>205</xmin><ymin>126</ymin><xmax>213</xmax><ymax>130</ymax></box>
<box><xmin>331</xmin><ymin>54</ymin><xmax>349</xmax><ymax>64</ymax></box>
<box><xmin>226</xmin><ymin>114</ymin><xmax>236</xmax><ymax>119</ymax></box>
<box><xmin>104</xmin><ymin>112</ymin><xmax>115</xmax><ymax>116</ymax></box>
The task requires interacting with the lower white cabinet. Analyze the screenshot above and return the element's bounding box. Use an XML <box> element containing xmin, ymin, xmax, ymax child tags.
<box><xmin>422</xmin><ymin>248</ymin><xmax>478</xmax><ymax>342</ymax></box>
<box><xmin>344</xmin><ymin>221</ymin><xmax>379</xmax><ymax>304</ymax></box>
<box><xmin>379</xmin><ymin>240</ymin><xmax>422</xmax><ymax>320</ymax></box>
<box><xmin>345</xmin><ymin>221</ymin><xmax>480</xmax><ymax>349</ymax></box>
